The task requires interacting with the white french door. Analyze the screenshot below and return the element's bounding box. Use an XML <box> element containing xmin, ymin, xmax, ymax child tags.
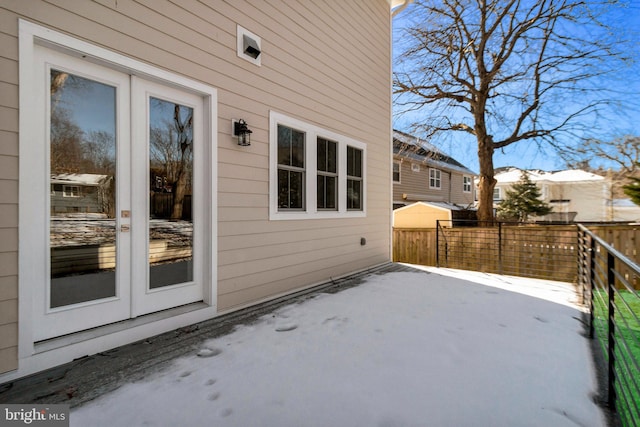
<box><xmin>32</xmin><ymin>46</ymin><xmax>205</xmax><ymax>341</ymax></box>
<box><xmin>130</xmin><ymin>78</ymin><xmax>204</xmax><ymax>317</ymax></box>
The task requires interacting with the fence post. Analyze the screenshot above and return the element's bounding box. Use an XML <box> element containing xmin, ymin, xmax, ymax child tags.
<box><xmin>589</xmin><ymin>235</ymin><xmax>595</xmax><ymax>339</ymax></box>
<box><xmin>607</xmin><ymin>251</ymin><xmax>616</xmax><ymax>410</ymax></box>
<box><xmin>498</xmin><ymin>221</ymin><xmax>503</xmax><ymax>275</ymax></box>
<box><xmin>436</xmin><ymin>220</ymin><xmax>440</xmax><ymax>268</ymax></box>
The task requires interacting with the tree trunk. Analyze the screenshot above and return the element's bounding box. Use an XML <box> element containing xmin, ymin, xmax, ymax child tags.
<box><xmin>170</xmin><ymin>170</ymin><xmax>186</xmax><ymax>220</ymax></box>
<box><xmin>477</xmin><ymin>137</ymin><xmax>496</xmax><ymax>223</ymax></box>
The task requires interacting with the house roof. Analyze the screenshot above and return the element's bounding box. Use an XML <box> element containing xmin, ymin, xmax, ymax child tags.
<box><xmin>51</xmin><ymin>173</ymin><xmax>111</xmax><ymax>186</ymax></box>
<box><xmin>393</xmin><ymin>130</ymin><xmax>476</xmax><ymax>176</ymax></box>
<box><xmin>494</xmin><ymin>167</ymin><xmax>605</xmax><ymax>184</ymax></box>
<box><xmin>418</xmin><ymin>201</ymin><xmax>475</xmax><ymax>211</ymax></box>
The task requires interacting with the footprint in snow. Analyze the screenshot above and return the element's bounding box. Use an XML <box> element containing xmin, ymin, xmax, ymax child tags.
<box><xmin>197</xmin><ymin>347</ymin><xmax>222</xmax><ymax>358</ymax></box>
<box><xmin>205</xmin><ymin>379</ymin><xmax>217</xmax><ymax>386</ymax></box>
<box><xmin>219</xmin><ymin>408</ymin><xmax>233</xmax><ymax>417</ymax></box>
<box><xmin>322</xmin><ymin>316</ymin><xmax>349</xmax><ymax>327</ymax></box>
<box><xmin>275</xmin><ymin>324</ymin><xmax>298</xmax><ymax>332</ymax></box>
<box><xmin>208</xmin><ymin>392</ymin><xmax>221</xmax><ymax>401</ymax></box>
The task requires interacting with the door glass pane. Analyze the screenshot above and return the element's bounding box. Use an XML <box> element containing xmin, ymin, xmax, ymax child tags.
<box><xmin>148</xmin><ymin>97</ymin><xmax>194</xmax><ymax>289</ymax></box>
<box><xmin>49</xmin><ymin>70</ymin><xmax>117</xmax><ymax>308</ymax></box>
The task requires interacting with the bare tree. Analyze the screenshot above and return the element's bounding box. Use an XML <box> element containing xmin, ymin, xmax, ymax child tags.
<box><xmin>567</xmin><ymin>135</ymin><xmax>640</xmax><ymax>174</ymax></box>
<box><xmin>394</xmin><ymin>0</ymin><xmax>630</xmax><ymax>221</ymax></box>
<box><xmin>50</xmin><ymin>107</ymin><xmax>84</xmax><ymax>174</ymax></box>
<box><xmin>149</xmin><ymin>102</ymin><xmax>194</xmax><ymax>220</ymax></box>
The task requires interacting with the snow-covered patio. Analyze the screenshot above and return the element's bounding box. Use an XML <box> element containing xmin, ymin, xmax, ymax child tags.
<box><xmin>70</xmin><ymin>265</ymin><xmax>606</xmax><ymax>427</ymax></box>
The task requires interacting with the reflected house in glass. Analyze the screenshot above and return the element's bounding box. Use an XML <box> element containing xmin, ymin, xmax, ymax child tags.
<box><xmin>1</xmin><ymin>1</ymin><xmax>401</xmax><ymax>383</ymax></box>
<box><xmin>50</xmin><ymin>173</ymin><xmax>114</xmax><ymax>215</ymax></box>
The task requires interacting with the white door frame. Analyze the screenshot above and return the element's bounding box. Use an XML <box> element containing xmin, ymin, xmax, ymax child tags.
<box><xmin>31</xmin><ymin>46</ymin><xmax>133</xmax><ymax>341</ymax></box>
<box><xmin>14</xmin><ymin>20</ymin><xmax>218</xmax><ymax>381</ymax></box>
<box><xmin>131</xmin><ymin>77</ymin><xmax>206</xmax><ymax>317</ymax></box>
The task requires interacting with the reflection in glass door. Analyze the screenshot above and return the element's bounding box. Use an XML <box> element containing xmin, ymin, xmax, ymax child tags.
<box><xmin>148</xmin><ymin>98</ymin><xmax>194</xmax><ymax>289</ymax></box>
<box><xmin>32</xmin><ymin>44</ymin><xmax>210</xmax><ymax>342</ymax></box>
<box><xmin>49</xmin><ymin>69</ymin><xmax>118</xmax><ymax>308</ymax></box>
<box><xmin>131</xmin><ymin>78</ymin><xmax>204</xmax><ymax>317</ymax></box>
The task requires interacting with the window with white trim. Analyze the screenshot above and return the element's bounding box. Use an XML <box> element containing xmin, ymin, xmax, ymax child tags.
<box><xmin>277</xmin><ymin>125</ymin><xmax>306</xmax><ymax>210</ymax></box>
<box><xmin>63</xmin><ymin>185</ymin><xmax>80</xmax><ymax>197</ymax></box>
<box><xmin>317</xmin><ymin>137</ymin><xmax>338</xmax><ymax>210</ymax></box>
<box><xmin>347</xmin><ymin>146</ymin><xmax>363</xmax><ymax>211</ymax></box>
<box><xmin>463</xmin><ymin>176</ymin><xmax>472</xmax><ymax>193</ymax></box>
<box><xmin>429</xmin><ymin>168</ymin><xmax>441</xmax><ymax>189</ymax></box>
<box><xmin>393</xmin><ymin>161</ymin><xmax>401</xmax><ymax>183</ymax></box>
<box><xmin>270</xmin><ymin>112</ymin><xmax>366</xmax><ymax>219</ymax></box>
<box><xmin>493</xmin><ymin>187</ymin><xmax>501</xmax><ymax>200</ymax></box>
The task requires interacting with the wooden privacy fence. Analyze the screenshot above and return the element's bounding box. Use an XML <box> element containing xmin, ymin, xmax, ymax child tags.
<box><xmin>393</xmin><ymin>223</ymin><xmax>640</xmax><ymax>285</ymax></box>
<box><xmin>393</xmin><ymin>228</ymin><xmax>438</xmax><ymax>266</ymax></box>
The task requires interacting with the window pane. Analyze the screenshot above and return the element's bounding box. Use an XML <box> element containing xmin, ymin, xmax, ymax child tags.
<box><xmin>327</xmin><ymin>139</ymin><xmax>337</xmax><ymax>173</ymax></box>
<box><xmin>288</xmin><ymin>170</ymin><xmax>304</xmax><ymax>209</ymax></box>
<box><xmin>317</xmin><ymin>175</ymin><xmax>337</xmax><ymax>210</ymax></box>
<box><xmin>291</xmin><ymin>129</ymin><xmax>305</xmax><ymax>168</ymax></box>
<box><xmin>347</xmin><ymin>179</ymin><xmax>361</xmax><ymax>210</ymax></box>
<box><xmin>277</xmin><ymin>125</ymin><xmax>291</xmax><ymax>166</ymax></box>
<box><xmin>317</xmin><ymin>138</ymin><xmax>337</xmax><ymax>173</ymax></box>
<box><xmin>278</xmin><ymin>169</ymin><xmax>289</xmax><ymax>208</ymax></box>
<box><xmin>317</xmin><ymin>139</ymin><xmax>327</xmax><ymax>172</ymax></box>
<box><xmin>393</xmin><ymin>163</ymin><xmax>400</xmax><ymax>182</ymax></box>
<box><xmin>278</xmin><ymin>169</ymin><xmax>304</xmax><ymax>209</ymax></box>
<box><xmin>278</xmin><ymin>125</ymin><xmax>305</xmax><ymax>168</ymax></box>
<box><xmin>347</xmin><ymin>146</ymin><xmax>362</xmax><ymax>178</ymax></box>
<box><xmin>317</xmin><ymin>175</ymin><xmax>325</xmax><ymax>208</ymax></box>
<box><xmin>148</xmin><ymin>97</ymin><xmax>194</xmax><ymax>289</ymax></box>
<box><xmin>49</xmin><ymin>69</ymin><xmax>117</xmax><ymax>308</ymax></box>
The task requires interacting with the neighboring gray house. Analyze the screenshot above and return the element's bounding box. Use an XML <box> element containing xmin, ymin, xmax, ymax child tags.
<box><xmin>0</xmin><ymin>1</ymin><xmax>404</xmax><ymax>382</ymax></box>
<box><xmin>50</xmin><ymin>173</ymin><xmax>113</xmax><ymax>215</ymax></box>
<box><xmin>393</xmin><ymin>130</ymin><xmax>477</xmax><ymax>209</ymax></box>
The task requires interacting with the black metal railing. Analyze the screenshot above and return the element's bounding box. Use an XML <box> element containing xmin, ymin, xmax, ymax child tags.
<box><xmin>578</xmin><ymin>224</ymin><xmax>640</xmax><ymax>427</ymax></box>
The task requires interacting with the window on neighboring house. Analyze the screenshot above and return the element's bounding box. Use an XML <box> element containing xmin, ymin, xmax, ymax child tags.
<box><xmin>347</xmin><ymin>146</ymin><xmax>363</xmax><ymax>211</ymax></box>
<box><xmin>429</xmin><ymin>169</ymin><xmax>441</xmax><ymax>189</ymax></box>
<box><xmin>493</xmin><ymin>187</ymin><xmax>501</xmax><ymax>200</ymax></box>
<box><xmin>277</xmin><ymin>124</ymin><xmax>306</xmax><ymax>210</ymax></box>
<box><xmin>393</xmin><ymin>162</ymin><xmax>401</xmax><ymax>183</ymax></box>
<box><xmin>63</xmin><ymin>185</ymin><xmax>80</xmax><ymax>197</ymax></box>
<box><xmin>317</xmin><ymin>137</ymin><xmax>338</xmax><ymax>210</ymax></box>
<box><xmin>463</xmin><ymin>176</ymin><xmax>472</xmax><ymax>193</ymax></box>
<box><xmin>270</xmin><ymin>112</ymin><xmax>366</xmax><ymax>219</ymax></box>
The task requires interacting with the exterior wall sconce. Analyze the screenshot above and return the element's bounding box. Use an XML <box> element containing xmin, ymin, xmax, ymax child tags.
<box><xmin>233</xmin><ymin>119</ymin><xmax>252</xmax><ymax>146</ymax></box>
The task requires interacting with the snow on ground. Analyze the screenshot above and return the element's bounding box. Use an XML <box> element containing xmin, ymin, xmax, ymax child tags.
<box><xmin>71</xmin><ymin>266</ymin><xmax>605</xmax><ymax>427</ymax></box>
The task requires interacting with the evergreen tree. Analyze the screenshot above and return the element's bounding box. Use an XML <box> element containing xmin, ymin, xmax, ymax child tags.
<box><xmin>497</xmin><ymin>171</ymin><xmax>552</xmax><ymax>222</ymax></box>
<box><xmin>623</xmin><ymin>165</ymin><xmax>640</xmax><ymax>206</ymax></box>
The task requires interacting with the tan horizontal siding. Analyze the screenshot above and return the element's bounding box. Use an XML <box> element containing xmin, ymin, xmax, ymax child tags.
<box><xmin>449</xmin><ymin>174</ymin><xmax>475</xmax><ymax>204</ymax></box>
<box><xmin>0</xmin><ymin>323</ymin><xmax>17</xmax><ymax>350</ymax></box>
<box><xmin>218</xmin><ymin>251</ymin><xmax>387</xmax><ymax>310</ymax></box>
<box><xmin>394</xmin><ymin>159</ymin><xmax>476</xmax><ymax>205</ymax></box>
<box><xmin>0</xmin><ymin>31</ymin><xmax>17</xmax><ymax>59</ymax></box>
<box><xmin>0</xmin><ymin>130</ymin><xmax>18</xmax><ymax>156</ymax></box>
<box><xmin>0</xmin><ymin>276</ymin><xmax>17</xmax><ymax>302</ymax></box>
<box><xmin>1</xmin><ymin>0</ymin><xmax>391</xmax><ymax>369</ymax></box>
<box><xmin>0</xmin><ymin>347</ymin><xmax>17</xmax><ymax>374</ymax></box>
